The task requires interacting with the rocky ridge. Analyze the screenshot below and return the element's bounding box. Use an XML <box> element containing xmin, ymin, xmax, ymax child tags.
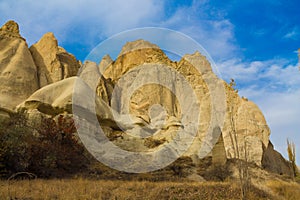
<box><xmin>0</xmin><ymin>21</ymin><xmax>294</xmax><ymax>177</ymax></box>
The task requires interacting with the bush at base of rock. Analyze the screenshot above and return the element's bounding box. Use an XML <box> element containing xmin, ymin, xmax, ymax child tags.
<box><xmin>0</xmin><ymin>113</ymin><xmax>89</xmax><ymax>178</ymax></box>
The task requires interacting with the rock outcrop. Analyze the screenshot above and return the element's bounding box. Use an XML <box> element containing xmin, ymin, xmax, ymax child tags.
<box><xmin>17</xmin><ymin>76</ymin><xmax>115</xmax><ymax>124</ymax></box>
<box><xmin>1</xmin><ymin>20</ymin><xmax>290</xmax><ymax>176</ymax></box>
<box><xmin>0</xmin><ymin>20</ymin><xmax>23</xmax><ymax>40</ymax></box>
<box><xmin>262</xmin><ymin>142</ymin><xmax>294</xmax><ymax>176</ymax></box>
<box><xmin>30</xmin><ymin>32</ymin><xmax>80</xmax><ymax>88</ymax></box>
<box><xmin>101</xmin><ymin>40</ymin><xmax>270</xmax><ymax>166</ymax></box>
<box><xmin>0</xmin><ymin>21</ymin><xmax>39</xmax><ymax>111</ymax></box>
<box><xmin>99</xmin><ymin>54</ymin><xmax>113</xmax><ymax>75</ymax></box>
<box><xmin>0</xmin><ymin>20</ymin><xmax>80</xmax><ymax>114</ymax></box>
<box><xmin>16</xmin><ymin>38</ymin><xmax>271</xmax><ymax>167</ymax></box>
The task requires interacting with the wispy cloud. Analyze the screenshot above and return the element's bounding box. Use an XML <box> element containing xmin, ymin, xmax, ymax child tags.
<box><xmin>284</xmin><ymin>27</ymin><xmax>300</xmax><ymax>40</ymax></box>
<box><xmin>0</xmin><ymin>0</ymin><xmax>237</xmax><ymax>61</ymax></box>
<box><xmin>218</xmin><ymin>58</ymin><xmax>300</xmax><ymax>90</ymax></box>
<box><xmin>0</xmin><ymin>0</ymin><xmax>164</xmax><ymax>46</ymax></box>
<box><xmin>159</xmin><ymin>1</ymin><xmax>238</xmax><ymax>60</ymax></box>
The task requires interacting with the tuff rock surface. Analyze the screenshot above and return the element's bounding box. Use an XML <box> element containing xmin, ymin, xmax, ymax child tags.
<box><xmin>0</xmin><ymin>20</ymin><xmax>80</xmax><ymax>113</ymax></box>
<box><xmin>30</xmin><ymin>32</ymin><xmax>80</xmax><ymax>88</ymax></box>
<box><xmin>0</xmin><ymin>21</ymin><xmax>39</xmax><ymax>111</ymax></box>
<box><xmin>0</xmin><ymin>20</ymin><xmax>291</xmax><ymax>175</ymax></box>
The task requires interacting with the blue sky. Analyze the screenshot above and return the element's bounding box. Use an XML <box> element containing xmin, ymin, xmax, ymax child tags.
<box><xmin>0</xmin><ymin>0</ymin><xmax>299</xmax><ymax>164</ymax></box>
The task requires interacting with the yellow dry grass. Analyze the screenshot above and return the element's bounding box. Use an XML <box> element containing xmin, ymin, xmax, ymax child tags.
<box><xmin>266</xmin><ymin>180</ymin><xmax>300</xmax><ymax>200</ymax></box>
<box><xmin>0</xmin><ymin>178</ymin><xmax>271</xmax><ymax>200</ymax></box>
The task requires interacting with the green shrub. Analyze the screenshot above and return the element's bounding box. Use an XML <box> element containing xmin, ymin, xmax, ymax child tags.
<box><xmin>0</xmin><ymin>113</ymin><xmax>33</xmax><ymax>176</ymax></box>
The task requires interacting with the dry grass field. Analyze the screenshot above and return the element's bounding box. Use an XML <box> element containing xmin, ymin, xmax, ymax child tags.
<box><xmin>266</xmin><ymin>180</ymin><xmax>300</xmax><ymax>200</ymax></box>
<box><xmin>0</xmin><ymin>178</ymin><xmax>274</xmax><ymax>200</ymax></box>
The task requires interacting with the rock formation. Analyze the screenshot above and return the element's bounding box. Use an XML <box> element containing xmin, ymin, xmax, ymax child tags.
<box><xmin>100</xmin><ymin>40</ymin><xmax>270</xmax><ymax>166</ymax></box>
<box><xmin>99</xmin><ymin>54</ymin><xmax>113</xmax><ymax>75</ymax></box>
<box><xmin>0</xmin><ymin>20</ymin><xmax>293</xmax><ymax>177</ymax></box>
<box><xmin>0</xmin><ymin>21</ymin><xmax>39</xmax><ymax>112</ymax></box>
<box><xmin>0</xmin><ymin>20</ymin><xmax>80</xmax><ymax>114</ymax></box>
<box><xmin>262</xmin><ymin>141</ymin><xmax>294</xmax><ymax>176</ymax></box>
<box><xmin>30</xmin><ymin>32</ymin><xmax>81</xmax><ymax>88</ymax></box>
<box><xmin>20</xmin><ymin>37</ymin><xmax>270</xmax><ymax>167</ymax></box>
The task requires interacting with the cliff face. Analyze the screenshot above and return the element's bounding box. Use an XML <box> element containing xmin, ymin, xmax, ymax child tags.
<box><xmin>0</xmin><ymin>20</ymin><xmax>291</xmax><ymax>175</ymax></box>
<box><xmin>101</xmin><ymin>40</ymin><xmax>270</xmax><ymax>166</ymax></box>
<box><xmin>30</xmin><ymin>32</ymin><xmax>80</xmax><ymax>88</ymax></box>
<box><xmin>0</xmin><ymin>21</ymin><xmax>39</xmax><ymax>111</ymax></box>
<box><xmin>0</xmin><ymin>21</ymin><xmax>80</xmax><ymax>113</ymax></box>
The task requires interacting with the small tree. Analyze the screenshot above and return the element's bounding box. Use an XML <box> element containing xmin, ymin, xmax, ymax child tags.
<box><xmin>0</xmin><ymin>112</ymin><xmax>33</xmax><ymax>176</ymax></box>
<box><xmin>228</xmin><ymin>79</ymin><xmax>250</xmax><ymax>200</ymax></box>
<box><xmin>287</xmin><ymin>139</ymin><xmax>298</xmax><ymax>178</ymax></box>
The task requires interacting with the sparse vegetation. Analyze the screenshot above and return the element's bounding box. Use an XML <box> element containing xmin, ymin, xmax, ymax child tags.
<box><xmin>287</xmin><ymin>139</ymin><xmax>298</xmax><ymax>178</ymax></box>
<box><xmin>0</xmin><ymin>113</ymin><xmax>89</xmax><ymax>178</ymax></box>
<box><xmin>228</xmin><ymin>78</ymin><xmax>251</xmax><ymax>200</ymax></box>
<box><xmin>201</xmin><ymin>164</ymin><xmax>232</xmax><ymax>181</ymax></box>
<box><xmin>267</xmin><ymin>180</ymin><xmax>300</xmax><ymax>200</ymax></box>
<box><xmin>0</xmin><ymin>112</ymin><xmax>34</xmax><ymax>176</ymax></box>
<box><xmin>0</xmin><ymin>179</ymin><xmax>272</xmax><ymax>200</ymax></box>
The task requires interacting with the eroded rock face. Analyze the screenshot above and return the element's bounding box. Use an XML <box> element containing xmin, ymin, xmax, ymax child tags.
<box><xmin>1</xmin><ymin>21</ymin><xmax>274</xmax><ymax>170</ymax></box>
<box><xmin>99</xmin><ymin>54</ymin><xmax>113</xmax><ymax>75</ymax></box>
<box><xmin>17</xmin><ymin>76</ymin><xmax>115</xmax><ymax>125</ymax></box>
<box><xmin>0</xmin><ymin>20</ymin><xmax>22</xmax><ymax>39</ymax></box>
<box><xmin>103</xmin><ymin>39</ymin><xmax>174</xmax><ymax>83</ymax></box>
<box><xmin>0</xmin><ymin>21</ymin><xmax>39</xmax><ymax>111</ymax></box>
<box><xmin>30</xmin><ymin>32</ymin><xmax>80</xmax><ymax>88</ymax></box>
<box><xmin>100</xmin><ymin>40</ymin><xmax>270</xmax><ymax>166</ymax></box>
<box><xmin>262</xmin><ymin>142</ymin><xmax>294</xmax><ymax>176</ymax></box>
<box><xmin>221</xmin><ymin>87</ymin><xmax>270</xmax><ymax>166</ymax></box>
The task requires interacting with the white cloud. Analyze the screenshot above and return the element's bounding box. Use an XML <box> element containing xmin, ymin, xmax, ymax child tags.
<box><xmin>284</xmin><ymin>27</ymin><xmax>300</xmax><ymax>40</ymax></box>
<box><xmin>159</xmin><ymin>1</ymin><xmax>237</xmax><ymax>60</ymax></box>
<box><xmin>218</xmin><ymin>58</ymin><xmax>300</xmax><ymax>90</ymax></box>
<box><xmin>217</xmin><ymin>59</ymin><xmax>264</xmax><ymax>82</ymax></box>
<box><xmin>0</xmin><ymin>0</ymin><xmax>164</xmax><ymax>46</ymax></box>
<box><xmin>0</xmin><ymin>0</ymin><xmax>236</xmax><ymax>61</ymax></box>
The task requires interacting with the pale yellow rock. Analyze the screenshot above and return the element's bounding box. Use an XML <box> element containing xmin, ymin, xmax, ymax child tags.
<box><xmin>0</xmin><ymin>21</ymin><xmax>39</xmax><ymax>111</ymax></box>
<box><xmin>17</xmin><ymin>76</ymin><xmax>115</xmax><ymax>126</ymax></box>
<box><xmin>212</xmin><ymin>132</ymin><xmax>227</xmax><ymax>165</ymax></box>
<box><xmin>99</xmin><ymin>54</ymin><xmax>113</xmax><ymax>75</ymax></box>
<box><xmin>14</xmin><ymin>38</ymin><xmax>271</xmax><ymax>167</ymax></box>
<box><xmin>103</xmin><ymin>40</ymin><xmax>175</xmax><ymax>82</ymax></box>
<box><xmin>119</xmin><ymin>39</ymin><xmax>160</xmax><ymax>55</ymax></box>
<box><xmin>79</xmin><ymin>61</ymin><xmax>114</xmax><ymax>105</ymax></box>
<box><xmin>222</xmin><ymin>84</ymin><xmax>270</xmax><ymax>165</ymax></box>
<box><xmin>30</xmin><ymin>32</ymin><xmax>80</xmax><ymax>88</ymax></box>
<box><xmin>0</xmin><ymin>20</ymin><xmax>23</xmax><ymax>40</ymax></box>
<box><xmin>102</xmin><ymin>40</ymin><xmax>270</xmax><ymax>166</ymax></box>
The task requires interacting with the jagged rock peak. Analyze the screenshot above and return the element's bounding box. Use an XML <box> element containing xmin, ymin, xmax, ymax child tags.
<box><xmin>0</xmin><ymin>20</ymin><xmax>22</xmax><ymax>39</ymax></box>
<box><xmin>182</xmin><ymin>51</ymin><xmax>205</xmax><ymax>60</ymax></box>
<box><xmin>0</xmin><ymin>20</ymin><xmax>39</xmax><ymax>111</ymax></box>
<box><xmin>34</xmin><ymin>32</ymin><xmax>59</xmax><ymax>51</ymax></box>
<box><xmin>101</xmin><ymin>54</ymin><xmax>113</xmax><ymax>62</ymax></box>
<box><xmin>119</xmin><ymin>39</ymin><xmax>161</xmax><ymax>56</ymax></box>
<box><xmin>181</xmin><ymin>51</ymin><xmax>212</xmax><ymax>74</ymax></box>
<box><xmin>30</xmin><ymin>32</ymin><xmax>80</xmax><ymax>88</ymax></box>
<box><xmin>99</xmin><ymin>54</ymin><xmax>113</xmax><ymax>74</ymax></box>
<box><xmin>0</xmin><ymin>20</ymin><xmax>19</xmax><ymax>34</ymax></box>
